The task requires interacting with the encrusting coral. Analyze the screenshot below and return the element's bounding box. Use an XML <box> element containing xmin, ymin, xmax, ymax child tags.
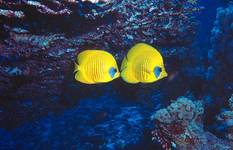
<box><xmin>0</xmin><ymin>0</ymin><xmax>202</xmax><ymax>128</ymax></box>
<box><xmin>0</xmin><ymin>0</ymin><xmax>74</xmax><ymax>17</ymax></box>
<box><xmin>151</xmin><ymin>97</ymin><xmax>233</xmax><ymax>150</ymax></box>
<box><xmin>0</xmin><ymin>0</ymin><xmax>202</xmax><ymax>99</ymax></box>
<box><xmin>0</xmin><ymin>0</ymin><xmax>203</xmax><ymax>45</ymax></box>
<box><xmin>217</xmin><ymin>95</ymin><xmax>233</xmax><ymax>145</ymax></box>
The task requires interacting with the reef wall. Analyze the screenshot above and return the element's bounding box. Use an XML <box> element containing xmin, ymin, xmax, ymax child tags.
<box><xmin>0</xmin><ymin>0</ymin><xmax>202</xmax><ymax>128</ymax></box>
<box><xmin>149</xmin><ymin>2</ymin><xmax>233</xmax><ymax>149</ymax></box>
<box><xmin>210</xmin><ymin>1</ymin><xmax>233</xmax><ymax>85</ymax></box>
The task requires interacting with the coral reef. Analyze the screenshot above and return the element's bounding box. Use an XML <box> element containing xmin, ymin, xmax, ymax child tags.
<box><xmin>0</xmin><ymin>0</ymin><xmax>203</xmax><ymax>97</ymax></box>
<box><xmin>151</xmin><ymin>97</ymin><xmax>233</xmax><ymax>150</ymax></box>
<box><xmin>211</xmin><ymin>2</ymin><xmax>233</xmax><ymax>65</ymax></box>
<box><xmin>0</xmin><ymin>0</ymin><xmax>203</xmax><ymax>127</ymax></box>
<box><xmin>0</xmin><ymin>0</ymin><xmax>202</xmax><ymax>45</ymax></box>
<box><xmin>1</xmin><ymin>0</ymin><xmax>233</xmax><ymax>150</ymax></box>
<box><xmin>180</xmin><ymin>2</ymin><xmax>233</xmax><ymax>103</ymax></box>
<box><xmin>77</xmin><ymin>0</ymin><xmax>203</xmax><ymax>48</ymax></box>
<box><xmin>0</xmin><ymin>0</ymin><xmax>74</xmax><ymax>17</ymax></box>
<box><xmin>217</xmin><ymin>94</ymin><xmax>233</xmax><ymax>145</ymax></box>
<box><xmin>201</xmin><ymin>2</ymin><xmax>233</xmax><ymax>100</ymax></box>
<box><xmin>0</xmin><ymin>0</ymin><xmax>113</xmax><ymax>35</ymax></box>
<box><xmin>0</xmin><ymin>30</ymin><xmax>74</xmax><ymax>100</ymax></box>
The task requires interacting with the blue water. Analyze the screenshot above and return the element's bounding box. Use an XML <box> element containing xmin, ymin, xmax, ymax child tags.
<box><xmin>0</xmin><ymin>0</ymin><xmax>233</xmax><ymax>150</ymax></box>
<box><xmin>197</xmin><ymin>0</ymin><xmax>226</xmax><ymax>48</ymax></box>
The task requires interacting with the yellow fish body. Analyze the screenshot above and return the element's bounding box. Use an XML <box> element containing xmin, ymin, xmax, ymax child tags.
<box><xmin>74</xmin><ymin>50</ymin><xmax>120</xmax><ymax>84</ymax></box>
<box><xmin>120</xmin><ymin>43</ymin><xmax>168</xmax><ymax>84</ymax></box>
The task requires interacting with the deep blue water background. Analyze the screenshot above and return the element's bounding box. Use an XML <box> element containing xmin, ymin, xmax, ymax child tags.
<box><xmin>197</xmin><ymin>0</ymin><xmax>227</xmax><ymax>48</ymax></box>
<box><xmin>0</xmin><ymin>1</ymin><xmax>232</xmax><ymax>150</ymax></box>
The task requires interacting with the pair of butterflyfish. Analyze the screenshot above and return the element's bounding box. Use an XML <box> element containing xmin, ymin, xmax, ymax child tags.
<box><xmin>74</xmin><ymin>43</ymin><xmax>168</xmax><ymax>84</ymax></box>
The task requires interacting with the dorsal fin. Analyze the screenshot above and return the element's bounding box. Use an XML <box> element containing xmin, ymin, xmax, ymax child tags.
<box><xmin>127</xmin><ymin>43</ymin><xmax>162</xmax><ymax>61</ymax></box>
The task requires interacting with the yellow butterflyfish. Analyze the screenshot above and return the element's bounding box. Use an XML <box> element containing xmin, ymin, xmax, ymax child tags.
<box><xmin>74</xmin><ymin>50</ymin><xmax>120</xmax><ymax>84</ymax></box>
<box><xmin>120</xmin><ymin>43</ymin><xmax>168</xmax><ymax>84</ymax></box>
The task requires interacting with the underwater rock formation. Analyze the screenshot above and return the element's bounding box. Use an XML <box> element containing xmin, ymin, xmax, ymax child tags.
<box><xmin>151</xmin><ymin>97</ymin><xmax>232</xmax><ymax>150</ymax></box>
<box><xmin>0</xmin><ymin>0</ymin><xmax>202</xmax><ymax>45</ymax></box>
<box><xmin>0</xmin><ymin>0</ymin><xmax>112</xmax><ymax>35</ymax></box>
<box><xmin>211</xmin><ymin>2</ymin><xmax>233</xmax><ymax>65</ymax></box>
<box><xmin>217</xmin><ymin>94</ymin><xmax>233</xmax><ymax>145</ymax></box>
<box><xmin>203</xmin><ymin>2</ymin><xmax>233</xmax><ymax>99</ymax></box>
<box><xmin>0</xmin><ymin>0</ymin><xmax>203</xmax><ymax>98</ymax></box>
<box><xmin>0</xmin><ymin>0</ymin><xmax>203</xmax><ymax>127</ymax></box>
<box><xmin>0</xmin><ymin>30</ymin><xmax>74</xmax><ymax>100</ymax></box>
<box><xmin>0</xmin><ymin>0</ymin><xmax>74</xmax><ymax>17</ymax></box>
<box><xmin>77</xmin><ymin>0</ymin><xmax>203</xmax><ymax>48</ymax></box>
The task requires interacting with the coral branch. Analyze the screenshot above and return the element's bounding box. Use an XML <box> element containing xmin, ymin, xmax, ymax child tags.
<box><xmin>0</xmin><ymin>9</ymin><xmax>24</xmax><ymax>18</ymax></box>
<box><xmin>23</xmin><ymin>1</ymin><xmax>72</xmax><ymax>16</ymax></box>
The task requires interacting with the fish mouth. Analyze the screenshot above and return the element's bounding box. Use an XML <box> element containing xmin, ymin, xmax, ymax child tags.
<box><xmin>164</xmin><ymin>71</ymin><xmax>168</xmax><ymax>77</ymax></box>
<box><xmin>115</xmin><ymin>72</ymin><xmax>120</xmax><ymax>78</ymax></box>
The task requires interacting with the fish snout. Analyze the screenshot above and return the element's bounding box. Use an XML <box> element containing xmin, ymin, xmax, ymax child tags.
<box><xmin>115</xmin><ymin>72</ymin><xmax>120</xmax><ymax>78</ymax></box>
<box><xmin>164</xmin><ymin>71</ymin><xmax>168</xmax><ymax>77</ymax></box>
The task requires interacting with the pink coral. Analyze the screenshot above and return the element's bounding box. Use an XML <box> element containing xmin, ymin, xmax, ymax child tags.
<box><xmin>0</xmin><ymin>0</ymin><xmax>75</xmax><ymax>17</ymax></box>
<box><xmin>151</xmin><ymin>97</ymin><xmax>232</xmax><ymax>150</ymax></box>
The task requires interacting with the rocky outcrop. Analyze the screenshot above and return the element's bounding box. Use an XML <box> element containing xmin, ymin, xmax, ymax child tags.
<box><xmin>0</xmin><ymin>0</ymin><xmax>202</xmax><ymax>127</ymax></box>
<box><xmin>151</xmin><ymin>97</ymin><xmax>233</xmax><ymax>150</ymax></box>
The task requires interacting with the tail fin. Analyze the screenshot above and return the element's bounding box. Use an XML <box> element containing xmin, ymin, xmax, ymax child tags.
<box><xmin>74</xmin><ymin>62</ymin><xmax>80</xmax><ymax>73</ymax></box>
<box><xmin>120</xmin><ymin>57</ymin><xmax>138</xmax><ymax>84</ymax></box>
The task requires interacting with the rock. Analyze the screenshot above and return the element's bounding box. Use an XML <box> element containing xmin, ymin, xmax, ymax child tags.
<box><xmin>211</xmin><ymin>2</ymin><xmax>233</xmax><ymax>65</ymax></box>
<box><xmin>0</xmin><ymin>0</ymin><xmax>203</xmax><ymax>127</ymax></box>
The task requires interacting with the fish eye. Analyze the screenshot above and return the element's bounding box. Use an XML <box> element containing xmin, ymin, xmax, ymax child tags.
<box><xmin>109</xmin><ymin>67</ymin><xmax>117</xmax><ymax>78</ymax></box>
<box><xmin>154</xmin><ymin>66</ymin><xmax>162</xmax><ymax>78</ymax></box>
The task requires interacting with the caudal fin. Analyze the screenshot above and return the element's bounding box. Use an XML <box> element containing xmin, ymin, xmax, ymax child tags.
<box><xmin>74</xmin><ymin>62</ymin><xmax>80</xmax><ymax>73</ymax></box>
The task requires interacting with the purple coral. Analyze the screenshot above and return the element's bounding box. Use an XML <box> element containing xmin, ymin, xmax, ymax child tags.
<box><xmin>151</xmin><ymin>97</ymin><xmax>233</xmax><ymax>150</ymax></box>
<box><xmin>0</xmin><ymin>0</ymin><xmax>75</xmax><ymax>17</ymax></box>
